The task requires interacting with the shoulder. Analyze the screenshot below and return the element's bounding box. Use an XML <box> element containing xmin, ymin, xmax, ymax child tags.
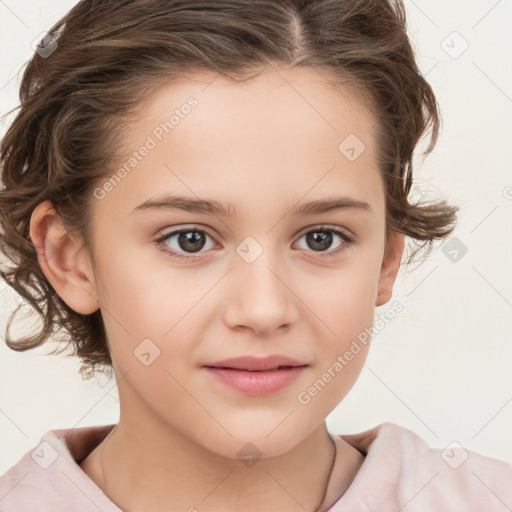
<box><xmin>331</xmin><ymin>422</ymin><xmax>512</xmax><ymax>512</ymax></box>
<box><xmin>0</xmin><ymin>424</ymin><xmax>119</xmax><ymax>512</ymax></box>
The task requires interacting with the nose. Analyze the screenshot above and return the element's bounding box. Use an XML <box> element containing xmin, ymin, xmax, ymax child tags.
<box><xmin>223</xmin><ymin>248</ymin><xmax>300</xmax><ymax>336</ymax></box>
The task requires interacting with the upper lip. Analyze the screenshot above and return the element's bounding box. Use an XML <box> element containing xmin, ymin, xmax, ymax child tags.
<box><xmin>203</xmin><ymin>355</ymin><xmax>308</xmax><ymax>371</ymax></box>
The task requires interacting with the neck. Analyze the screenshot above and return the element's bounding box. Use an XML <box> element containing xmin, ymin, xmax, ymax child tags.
<box><xmin>80</xmin><ymin>415</ymin><xmax>363</xmax><ymax>512</ymax></box>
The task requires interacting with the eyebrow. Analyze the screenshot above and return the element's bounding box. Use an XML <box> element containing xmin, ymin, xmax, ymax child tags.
<box><xmin>130</xmin><ymin>194</ymin><xmax>373</xmax><ymax>217</ymax></box>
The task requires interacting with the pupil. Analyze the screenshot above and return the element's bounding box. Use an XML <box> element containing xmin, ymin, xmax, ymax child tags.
<box><xmin>178</xmin><ymin>231</ymin><xmax>205</xmax><ymax>253</ymax></box>
<box><xmin>307</xmin><ymin>230</ymin><xmax>332</xmax><ymax>251</ymax></box>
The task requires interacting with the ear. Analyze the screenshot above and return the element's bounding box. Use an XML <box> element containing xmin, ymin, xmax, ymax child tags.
<box><xmin>29</xmin><ymin>200</ymin><xmax>100</xmax><ymax>315</ymax></box>
<box><xmin>375</xmin><ymin>231</ymin><xmax>405</xmax><ymax>307</ymax></box>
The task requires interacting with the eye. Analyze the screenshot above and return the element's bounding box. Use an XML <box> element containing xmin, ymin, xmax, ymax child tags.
<box><xmin>155</xmin><ymin>225</ymin><xmax>354</xmax><ymax>261</ymax></box>
<box><xmin>294</xmin><ymin>226</ymin><xmax>353</xmax><ymax>258</ymax></box>
<box><xmin>155</xmin><ymin>227</ymin><xmax>216</xmax><ymax>260</ymax></box>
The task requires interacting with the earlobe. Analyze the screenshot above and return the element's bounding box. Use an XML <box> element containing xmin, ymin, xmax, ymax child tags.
<box><xmin>375</xmin><ymin>232</ymin><xmax>405</xmax><ymax>307</ymax></box>
<box><xmin>29</xmin><ymin>200</ymin><xmax>100</xmax><ymax>315</ymax></box>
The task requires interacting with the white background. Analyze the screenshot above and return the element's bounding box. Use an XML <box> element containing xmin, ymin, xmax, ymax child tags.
<box><xmin>1</xmin><ymin>0</ymin><xmax>511</xmax><ymax>476</ymax></box>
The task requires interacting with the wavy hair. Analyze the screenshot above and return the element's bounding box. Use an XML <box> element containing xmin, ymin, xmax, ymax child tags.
<box><xmin>0</xmin><ymin>0</ymin><xmax>459</xmax><ymax>379</ymax></box>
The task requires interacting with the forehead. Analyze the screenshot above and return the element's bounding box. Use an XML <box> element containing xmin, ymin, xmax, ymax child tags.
<box><xmin>96</xmin><ymin>65</ymin><xmax>383</xmax><ymax>222</ymax></box>
<box><xmin>123</xmin><ymin>64</ymin><xmax>377</xmax><ymax>155</ymax></box>
<box><xmin>143</xmin><ymin>66</ymin><xmax>374</xmax><ymax>131</ymax></box>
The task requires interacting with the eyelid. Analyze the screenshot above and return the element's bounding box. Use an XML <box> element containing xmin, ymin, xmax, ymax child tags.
<box><xmin>155</xmin><ymin>224</ymin><xmax>216</xmax><ymax>240</ymax></box>
<box><xmin>154</xmin><ymin>225</ymin><xmax>217</xmax><ymax>249</ymax></box>
<box><xmin>295</xmin><ymin>223</ymin><xmax>353</xmax><ymax>239</ymax></box>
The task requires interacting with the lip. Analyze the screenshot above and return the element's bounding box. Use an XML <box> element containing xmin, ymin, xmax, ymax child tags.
<box><xmin>203</xmin><ymin>354</ymin><xmax>307</xmax><ymax>371</ymax></box>
<box><xmin>202</xmin><ymin>355</ymin><xmax>309</xmax><ymax>396</ymax></box>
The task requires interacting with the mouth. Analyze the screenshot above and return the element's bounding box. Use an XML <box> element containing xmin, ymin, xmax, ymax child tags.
<box><xmin>201</xmin><ymin>355</ymin><xmax>309</xmax><ymax>395</ymax></box>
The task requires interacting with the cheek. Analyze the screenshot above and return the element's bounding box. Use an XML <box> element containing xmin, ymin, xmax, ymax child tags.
<box><xmin>95</xmin><ymin>242</ymin><xmax>197</xmax><ymax>336</ymax></box>
<box><xmin>296</xmin><ymin>258</ymin><xmax>379</xmax><ymax>394</ymax></box>
<box><xmin>300</xmin><ymin>259</ymin><xmax>380</xmax><ymax>339</ymax></box>
<box><xmin>113</xmin><ymin>356</ymin><xmax>215</xmax><ymax>453</ymax></box>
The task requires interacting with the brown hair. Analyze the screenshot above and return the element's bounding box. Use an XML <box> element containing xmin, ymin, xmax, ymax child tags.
<box><xmin>0</xmin><ymin>0</ymin><xmax>459</xmax><ymax>380</ymax></box>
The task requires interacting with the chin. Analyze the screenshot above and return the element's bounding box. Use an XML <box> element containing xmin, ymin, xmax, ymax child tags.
<box><xmin>202</xmin><ymin>430</ymin><xmax>302</xmax><ymax>462</ymax></box>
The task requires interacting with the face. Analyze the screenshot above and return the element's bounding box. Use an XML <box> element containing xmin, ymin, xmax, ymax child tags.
<box><xmin>37</xmin><ymin>65</ymin><xmax>404</xmax><ymax>459</ymax></box>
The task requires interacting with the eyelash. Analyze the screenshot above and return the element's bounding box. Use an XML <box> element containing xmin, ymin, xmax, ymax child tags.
<box><xmin>155</xmin><ymin>226</ymin><xmax>354</xmax><ymax>261</ymax></box>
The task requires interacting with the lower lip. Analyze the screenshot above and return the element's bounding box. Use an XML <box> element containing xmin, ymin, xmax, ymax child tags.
<box><xmin>203</xmin><ymin>366</ymin><xmax>307</xmax><ymax>396</ymax></box>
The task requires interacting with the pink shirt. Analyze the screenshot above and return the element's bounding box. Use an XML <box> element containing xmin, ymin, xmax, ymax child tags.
<box><xmin>1</xmin><ymin>422</ymin><xmax>510</xmax><ymax>511</ymax></box>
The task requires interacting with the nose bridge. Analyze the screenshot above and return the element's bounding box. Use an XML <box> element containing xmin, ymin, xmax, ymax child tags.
<box><xmin>224</xmin><ymin>234</ymin><xmax>298</xmax><ymax>334</ymax></box>
<box><xmin>234</xmin><ymin>232</ymin><xmax>285</xmax><ymax>285</ymax></box>
<box><xmin>236</xmin><ymin>234</ymin><xmax>288</xmax><ymax>299</ymax></box>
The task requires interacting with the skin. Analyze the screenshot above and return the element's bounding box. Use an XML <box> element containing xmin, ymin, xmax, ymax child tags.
<box><xmin>29</xmin><ymin>64</ymin><xmax>404</xmax><ymax>512</ymax></box>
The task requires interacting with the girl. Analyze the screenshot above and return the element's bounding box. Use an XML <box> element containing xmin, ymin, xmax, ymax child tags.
<box><xmin>0</xmin><ymin>1</ymin><xmax>510</xmax><ymax>511</ymax></box>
